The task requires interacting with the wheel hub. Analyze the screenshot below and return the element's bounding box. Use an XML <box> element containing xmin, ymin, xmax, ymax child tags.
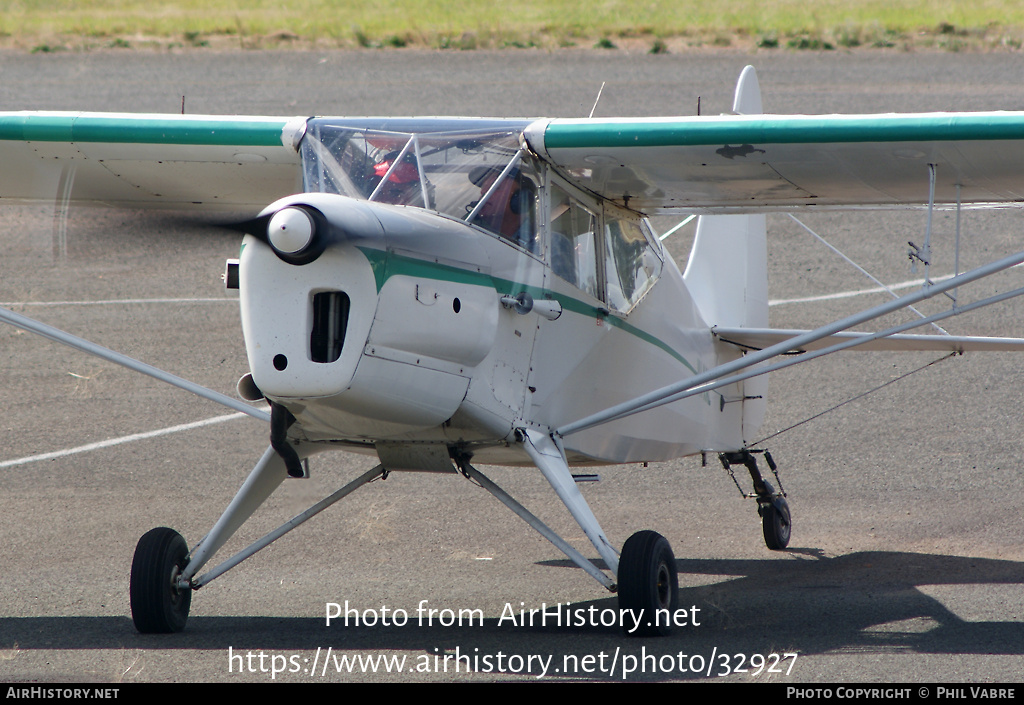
<box><xmin>656</xmin><ymin>562</ymin><xmax>671</xmax><ymax>608</ymax></box>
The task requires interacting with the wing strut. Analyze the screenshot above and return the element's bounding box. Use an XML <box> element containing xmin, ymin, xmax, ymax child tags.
<box><xmin>0</xmin><ymin>305</ymin><xmax>270</xmax><ymax>422</ymax></box>
<box><xmin>557</xmin><ymin>247</ymin><xmax>1024</xmax><ymax>437</ymax></box>
<box><xmin>632</xmin><ymin>284</ymin><xmax>1024</xmax><ymax>423</ymax></box>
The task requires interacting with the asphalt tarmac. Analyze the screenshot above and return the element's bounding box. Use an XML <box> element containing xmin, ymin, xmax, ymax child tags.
<box><xmin>1</xmin><ymin>49</ymin><xmax>1023</xmax><ymax>683</ymax></box>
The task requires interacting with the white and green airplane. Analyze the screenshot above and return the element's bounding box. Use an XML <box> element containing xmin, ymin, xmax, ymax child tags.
<box><xmin>3</xmin><ymin>67</ymin><xmax>1024</xmax><ymax>635</ymax></box>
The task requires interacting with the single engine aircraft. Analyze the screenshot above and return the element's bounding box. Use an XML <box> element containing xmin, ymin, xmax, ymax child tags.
<box><xmin>4</xmin><ymin>66</ymin><xmax>1024</xmax><ymax>637</ymax></box>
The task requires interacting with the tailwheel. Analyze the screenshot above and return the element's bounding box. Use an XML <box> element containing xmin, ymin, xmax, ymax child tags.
<box><xmin>617</xmin><ymin>530</ymin><xmax>679</xmax><ymax>637</ymax></box>
<box><xmin>760</xmin><ymin>496</ymin><xmax>791</xmax><ymax>550</ymax></box>
<box><xmin>130</xmin><ymin>527</ymin><xmax>192</xmax><ymax>633</ymax></box>
<box><xmin>718</xmin><ymin>451</ymin><xmax>791</xmax><ymax>551</ymax></box>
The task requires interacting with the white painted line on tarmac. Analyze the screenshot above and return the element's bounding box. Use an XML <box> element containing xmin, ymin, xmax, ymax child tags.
<box><xmin>0</xmin><ymin>298</ymin><xmax>237</xmax><ymax>307</ymax></box>
<box><xmin>0</xmin><ymin>413</ymin><xmax>248</xmax><ymax>469</ymax></box>
<box><xmin>770</xmin><ymin>276</ymin><xmax>954</xmax><ymax>306</ymax></box>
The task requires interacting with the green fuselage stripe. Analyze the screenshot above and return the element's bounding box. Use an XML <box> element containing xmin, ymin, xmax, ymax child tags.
<box><xmin>0</xmin><ymin>114</ymin><xmax>289</xmax><ymax>146</ymax></box>
<box><xmin>544</xmin><ymin>114</ymin><xmax>1024</xmax><ymax>150</ymax></box>
<box><xmin>357</xmin><ymin>245</ymin><xmax>698</xmax><ymax>374</ymax></box>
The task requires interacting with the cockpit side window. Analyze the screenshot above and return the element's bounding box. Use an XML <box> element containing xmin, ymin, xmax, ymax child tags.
<box><xmin>549</xmin><ymin>184</ymin><xmax>600</xmax><ymax>301</ymax></box>
<box><xmin>603</xmin><ymin>211</ymin><xmax>663</xmax><ymax>312</ymax></box>
<box><xmin>545</xmin><ymin>179</ymin><xmax>663</xmax><ymax>311</ymax></box>
<box><xmin>465</xmin><ymin>158</ymin><xmax>540</xmax><ymax>254</ymax></box>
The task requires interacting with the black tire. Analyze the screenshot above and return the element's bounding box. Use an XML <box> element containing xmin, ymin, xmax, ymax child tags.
<box><xmin>130</xmin><ymin>527</ymin><xmax>192</xmax><ymax>633</ymax></box>
<box><xmin>617</xmin><ymin>530</ymin><xmax>679</xmax><ymax>637</ymax></box>
<box><xmin>761</xmin><ymin>497</ymin><xmax>792</xmax><ymax>550</ymax></box>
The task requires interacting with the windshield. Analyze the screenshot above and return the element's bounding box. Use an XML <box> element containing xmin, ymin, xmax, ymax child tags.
<box><xmin>301</xmin><ymin>120</ymin><xmax>526</xmax><ymax>224</ymax></box>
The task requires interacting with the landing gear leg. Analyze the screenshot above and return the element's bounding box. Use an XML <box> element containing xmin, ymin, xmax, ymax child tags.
<box><xmin>719</xmin><ymin>450</ymin><xmax>791</xmax><ymax>550</ymax></box>
<box><xmin>460</xmin><ymin>430</ymin><xmax>682</xmax><ymax>636</ymax></box>
<box><xmin>130</xmin><ymin>446</ymin><xmax>382</xmax><ymax>634</ymax></box>
<box><xmin>130</xmin><ymin>444</ymin><xmax>298</xmax><ymax>634</ymax></box>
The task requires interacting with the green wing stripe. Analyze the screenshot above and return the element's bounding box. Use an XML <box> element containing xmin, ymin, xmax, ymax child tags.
<box><xmin>544</xmin><ymin>113</ymin><xmax>1024</xmax><ymax>150</ymax></box>
<box><xmin>0</xmin><ymin>114</ymin><xmax>291</xmax><ymax>147</ymax></box>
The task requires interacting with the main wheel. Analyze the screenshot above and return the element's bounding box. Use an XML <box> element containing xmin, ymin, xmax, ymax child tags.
<box><xmin>130</xmin><ymin>527</ymin><xmax>192</xmax><ymax>633</ymax></box>
<box><xmin>617</xmin><ymin>530</ymin><xmax>679</xmax><ymax>637</ymax></box>
<box><xmin>760</xmin><ymin>497</ymin><xmax>791</xmax><ymax>550</ymax></box>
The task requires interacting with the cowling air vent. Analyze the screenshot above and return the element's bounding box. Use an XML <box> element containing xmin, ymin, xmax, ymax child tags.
<box><xmin>310</xmin><ymin>291</ymin><xmax>350</xmax><ymax>363</ymax></box>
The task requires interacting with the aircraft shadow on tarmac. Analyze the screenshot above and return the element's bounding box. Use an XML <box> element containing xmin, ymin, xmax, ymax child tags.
<box><xmin>1</xmin><ymin>549</ymin><xmax>1021</xmax><ymax>681</ymax></box>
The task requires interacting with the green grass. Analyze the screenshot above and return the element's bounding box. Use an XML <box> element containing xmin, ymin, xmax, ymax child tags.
<box><xmin>2</xmin><ymin>0</ymin><xmax>1024</xmax><ymax>51</ymax></box>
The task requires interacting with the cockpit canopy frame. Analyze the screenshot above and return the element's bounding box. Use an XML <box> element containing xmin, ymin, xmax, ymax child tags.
<box><xmin>300</xmin><ymin>117</ymin><xmax>664</xmax><ymax>314</ymax></box>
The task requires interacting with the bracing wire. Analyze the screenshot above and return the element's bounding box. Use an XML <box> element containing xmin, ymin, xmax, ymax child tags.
<box><xmin>751</xmin><ymin>352</ymin><xmax>956</xmax><ymax>447</ymax></box>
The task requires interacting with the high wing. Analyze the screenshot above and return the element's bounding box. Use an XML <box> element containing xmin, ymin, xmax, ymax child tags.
<box><xmin>524</xmin><ymin>112</ymin><xmax>1024</xmax><ymax>212</ymax></box>
<box><xmin>0</xmin><ymin>112</ymin><xmax>305</xmax><ymax>210</ymax></box>
<box><xmin>7</xmin><ymin>109</ymin><xmax>1024</xmax><ymax>214</ymax></box>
